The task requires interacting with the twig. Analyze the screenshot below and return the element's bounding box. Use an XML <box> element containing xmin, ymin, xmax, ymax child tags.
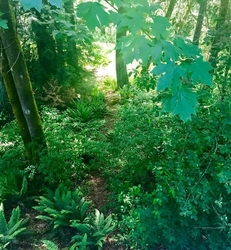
<box><xmin>7</xmin><ymin>51</ymin><xmax>20</xmax><ymax>73</ymax></box>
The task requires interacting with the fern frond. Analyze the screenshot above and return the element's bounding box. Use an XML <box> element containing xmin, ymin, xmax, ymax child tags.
<box><xmin>80</xmin><ymin>201</ymin><xmax>91</xmax><ymax>221</ymax></box>
<box><xmin>41</xmin><ymin>240</ymin><xmax>59</xmax><ymax>250</ymax></box>
<box><xmin>94</xmin><ymin>209</ymin><xmax>101</xmax><ymax>230</ymax></box>
<box><xmin>19</xmin><ymin>176</ymin><xmax>27</xmax><ymax>196</ymax></box>
<box><xmin>36</xmin><ymin>215</ymin><xmax>53</xmax><ymax>221</ymax></box>
<box><xmin>9</xmin><ymin>226</ymin><xmax>26</xmax><ymax>238</ymax></box>
<box><xmin>8</xmin><ymin>207</ymin><xmax>20</xmax><ymax>229</ymax></box>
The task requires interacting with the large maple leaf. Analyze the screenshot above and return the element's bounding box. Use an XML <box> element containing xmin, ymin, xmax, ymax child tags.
<box><xmin>77</xmin><ymin>2</ymin><xmax>110</xmax><ymax>31</ymax></box>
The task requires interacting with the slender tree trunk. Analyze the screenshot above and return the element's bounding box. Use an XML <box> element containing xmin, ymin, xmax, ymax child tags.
<box><xmin>31</xmin><ymin>15</ymin><xmax>57</xmax><ymax>83</ymax></box>
<box><xmin>165</xmin><ymin>0</ymin><xmax>177</xmax><ymax>18</ymax></box>
<box><xmin>116</xmin><ymin>6</ymin><xmax>129</xmax><ymax>88</ymax></box>
<box><xmin>193</xmin><ymin>0</ymin><xmax>207</xmax><ymax>45</ymax></box>
<box><xmin>0</xmin><ymin>0</ymin><xmax>46</xmax><ymax>164</ymax></box>
<box><xmin>209</xmin><ymin>0</ymin><xmax>229</xmax><ymax>69</ymax></box>
<box><xmin>177</xmin><ymin>0</ymin><xmax>194</xmax><ymax>33</ymax></box>
<box><xmin>1</xmin><ymin>49</ymin><xmax>33</xmax><ymax>158</ymax></box>
<box><xmin>64</xmin><ymin>0</ymin><xmax>79</xmax><ymax>69</ymax></box>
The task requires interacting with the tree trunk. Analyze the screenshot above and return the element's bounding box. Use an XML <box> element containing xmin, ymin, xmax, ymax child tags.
<box><xmin>64</xmin><ymin>0</ymin><xmax>79</xmax><ymax>69</ymax></box>
<box><xmin>177</xmin><ymin>0</ymin><xmax>194</xmax><ymax>33</ymax></box>
<box><xmin>31</xmin><ymin>14</ymin><xmax>57</xmax><ymax>84</ymax></box>
<box><xmin>165</xmin><ymin>0</ymin><xmax>177</xmax><ymax>18</ymax></box>
<box><xmin>1</xmin><ymin>49</ymin><xmax>33</xmax><ymax>158</ymax></box>
<box><xmin>209</xmin><ymin>0</ymin><xmax>229</xmax><ymax>69</ymax></box>
<box><xmin>193</xmin><ymin>0</ymin><xmax>208</xmax><ymax>45</ymax></box>
<box><xmin>116</xmin><ymin>6</ymin><xmax>129</xmax><ymax>88</ymax></box>
<box><xmin>0</xmin><ymin>0</ymin><xmax>46</xmax><ymax>164</ymax></box>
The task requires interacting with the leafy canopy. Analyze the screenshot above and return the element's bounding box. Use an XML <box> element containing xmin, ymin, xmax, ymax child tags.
<box><xmin>76</xmin><ymin>0</ymin><xmax>213</xmax><ymax>121</ymax></box>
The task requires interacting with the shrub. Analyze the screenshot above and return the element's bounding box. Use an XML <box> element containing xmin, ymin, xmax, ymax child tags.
<box><xmin>104</xmin><ymin>89</ymin><xmax>231</xmax><ymax>249</ymax></box>
<box><xmin>38</xmin><ymin>106</ymin><xmax>107</xmax><ymax>186</ymax></box>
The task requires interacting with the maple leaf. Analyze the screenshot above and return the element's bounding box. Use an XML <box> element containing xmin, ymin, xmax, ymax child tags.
<box><xmin>19</xmin><ymin>0</ymin><xmax>42</xmax><ymax>12</ymax></box>
<box><xmin>117</xmin><ymin>34</ymin><xmax>153</xmax><ymax>64</ymax></box>
<box><xmin>184</xmin><ymin>57</ymin><xmax>213</xmax><ymax>86</ymax></box>
<box><xmin>174</xmin><ymin>37</ymin><xmax>201</xmax><ymax>58</ymax></box>
<box><xmin>117</xmin><ymin>11</ymin><xmax>145</xmax><ymax>34</ymax></box>
<box><xmin>152</xmin><ymin>62</ymin><xmax>185</xmax><ymax>91</ymax></box>
<box><xmin>19</xmin><ymin>0</ymin><xmax>62</xmax><ymax>11</ymax></box>
<box><xmin>77</xmin><ymin>2</ymin><xmax>109</xmax><ymax>31</ymax></box>
<box><xmin>150</xmin><ymin>40</ymin><xmax>162</xmax><ymax>64</ymax></box>
<box><xmin>162</xmin><ymin>40</ymin><xmax>180</xmax><ymax>61</ymax></box>
<box><xmin>49</xmin><ymin>0</ymin><xmax>62</xmax><ymax>8</ymax></box>
<box><xmin>150</xmin><ymin>16</ymin><xmax>170</xmax><ymax>39</ymax></box>
<box><xmin>163</xmin><ymin>87</ymin><xmax>198</xmax><ymax>121</ymax></box>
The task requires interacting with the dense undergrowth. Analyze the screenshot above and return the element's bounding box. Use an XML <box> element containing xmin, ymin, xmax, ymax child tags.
<box><xmin>1</xmin><ymin>74</ymin><xmax>231</xmax><ymax>249</ymax></box>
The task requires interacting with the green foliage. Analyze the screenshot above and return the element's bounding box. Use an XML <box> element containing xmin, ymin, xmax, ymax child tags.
<box><xmin>33</xmin><ymin>184</ymin><xmax>92</xmax><ymax>233</ymax></box>
<box><xmin>34</xmin><ymin>185</ymin><xmax>114</xmax><ymax>250</ymax></box>
<box><xmin>37</xmin><ymin>105</ymin><xmax>107</xmax><ymax>186</ymax></box>
<box><xmin>82</xmin><ymin>43</ymin><xmax>109</xmax><ymax>68</ymax></box>
<box><xmin>0</xmin><ymin>203</ymin><xmax>27</xmax><ymax>248</ymax></box>
<box><xmin>102</xmin><ymin>76</ymin><xmax>117</xmax><ymax>92</ymax></box>
<box><xmin>67</xmin><ymin>93</ymin><xmax>108</xmax><ymax>122</ymax></box>
<box><xmin>0</xmin><ymin>121</ymin><xmax>27</xmax><ymax>202</ymax></box>
<box><xmin>70</xmin><ymin>209</ymin><xmax>115</xmax><ymax>250</ymax></box>
<box><xmin>41</xmin><ymin>240</ymin><xmax>59</xmax><ymax>250</ymax></box>
<box><xmin>77</xmin><ymin>2</ymin><xmax>109</xmax><ymax>31</ymax></box>
<box><xmin>76</xmin><ymin>0</ymin><xmax>213</xmax><ymax>121</ymax></box>
<box><xmin>0</xmin><ymin>174</ymin><xmax>26</xmax><ymax>204</ymax></box>
<box><xmin>103</xmin><ymin>88</ymin><xmax>231</xmax><ymax>249</ymax></box>
<box><xmin>131</xmin><ymin>64</ymin><xmax>157</xmax><ymax>91</ymax></box>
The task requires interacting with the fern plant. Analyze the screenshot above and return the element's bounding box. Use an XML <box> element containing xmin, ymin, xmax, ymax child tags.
<box><xmin>0</xmin><ymin>203</ymin><xmax>27</xmax><ymax>248</ymax></box>
<box><xmin>33</xmin><ymin>184</ymin><xmax>92</xmax><ymax>232</ymax></box>
<box><xmin>70</xmin><ymin>209</ymin><xmax>115</xmax><ymax>250</ymax></box>
<box><xmin>41</xmin><ymin>240</ymin><xmax>59</xmax><ymax>250</ymax></box>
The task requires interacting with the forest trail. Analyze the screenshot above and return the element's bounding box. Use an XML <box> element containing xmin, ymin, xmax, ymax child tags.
<box><xmin>87</xmin><ymin>44</ymin><xmax>124</xmax><ymax>250</ymax></box>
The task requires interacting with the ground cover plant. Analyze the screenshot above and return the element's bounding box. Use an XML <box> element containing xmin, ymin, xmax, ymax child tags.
<box><xmin>0</xmin><ymin>0</ymin><xmax>231</xmax><ymax>249</ymax></box>
<box><xmin>104</xmin><ymin>87</ymin><xmax>231</xmax><ymax>249</ymax></box>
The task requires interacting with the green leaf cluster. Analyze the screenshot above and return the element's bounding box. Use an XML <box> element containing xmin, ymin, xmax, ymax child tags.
<box><xmin>33</xmin><ymin>184</ymin><xmax>92</xmax><ymax>231</ymax></box>
<box><xmin>103</xmin><ymin>88</ymin><xmax>231</xmax><ymax>249</ymax></box>
<box><xmin>0</xmin><ymin>203</ymin><xmax>27</xmax><ymax>248</ymax></box>
<box><xmin>34</xmin><ymin>184</ymin><xmax>115</xmax><ymax>249</ymax></box>
<box><xmin>76</xmin><ymin>0</ymin><xmax>213</xmax><ymax>120</ymax></box>
<box><xmin>70</xmin><ymin>209</ymin><xmax>115</xmax><ymax>250</ymax></box>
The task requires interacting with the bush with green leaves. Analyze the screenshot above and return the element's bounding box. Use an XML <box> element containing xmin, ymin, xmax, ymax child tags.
<box><xmin>33</xmin><ymin>184</ymin><xmax>92</xmax><ymax>234</ymax></box>
<box><xmin>0</xmin><ymin>203</ymin><xmax>27</xmax><ymax>249</ymax></box>
<box><xmin>103</xmin><ymin>88</ymin><xmax>231</xmax><ymax>249</ymax></box>
<box><xmin>37</xmin><ymin>106</ymin><xmax>107</xmax><ymax>186</ymax></box>
<box><xmin>70</xmin><ymin>209</ymin><xmax>115</xmax><ymax>250</ymax></box>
